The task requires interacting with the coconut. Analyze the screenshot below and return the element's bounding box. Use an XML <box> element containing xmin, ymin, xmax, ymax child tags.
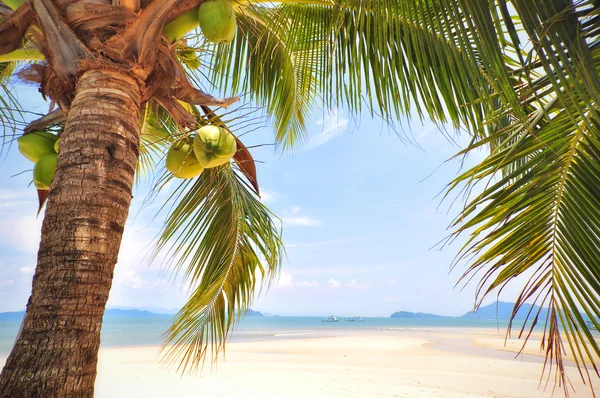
<box><xmin>166</xmin><ymin>139</ymin><xmax>204</xmax><ymax>178</ymax></box>
<box><xmin>193</xmin><ymin>125</ymin><xmax>237</xmax><ymax>168</ymax></box>
<box><xmin>163</xmin><ymin>7</ymin><xmax>200</xmax><ymax>42</ymax></box>
<box><xmin>33</xmin><ymin>153</ymin><xmax>58</xmax><ymax>190</ymax></box>
<box><xmin>198</xmin><ymin>0</ymin><xmax>237</xmax><ymax>44</ymax></box>
<box><xmin>18</xmin><ymin>131</ymin><xmax>59</xmax><ymax>163</ymax></box>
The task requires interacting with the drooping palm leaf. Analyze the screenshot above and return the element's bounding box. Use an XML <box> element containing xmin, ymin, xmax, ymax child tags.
<box><xmin>445</xmin><ymin>0</ymin><xmax>600</xmax><ymax>392</ymax></box>
<box><xmin>156</xmin><ymin>165</ymin><xmax>283</xmax><ymax>372</ymax></box>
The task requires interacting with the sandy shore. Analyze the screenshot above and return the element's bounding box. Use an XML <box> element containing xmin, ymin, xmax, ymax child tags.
<box><xmin>2</xmin><ymin>328</ymin><xmax>599</xmax><ymax>397</ymax></box>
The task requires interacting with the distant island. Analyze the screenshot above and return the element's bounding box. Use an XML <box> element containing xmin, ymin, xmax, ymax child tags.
<box><xmin>0</xmin><ymin>308</ymin><xmax>264</xmax><ymax>321</ymax></box>
<box><xmin>391</xmin><ymin>301</ymin><xmax>551</xmax><ymax>320</ymax></box>
<box><xmin>460</xmin><ymin>301</ymin><xmax>549</xmax><ymax>320</ymax></box>
<box><xmin>261</xmin><ymin>312</ymin><xmax>277</xmax><ymax>317</ymax></box>
<box><xmin>0</xmin><ymin>303</ymin><xmax>563</xmax><ymax>321</ymax></box>
<box><xmin>390</xmin><ymin>311</ymin><xmax>446</xmax><ymax>319</ymax></box>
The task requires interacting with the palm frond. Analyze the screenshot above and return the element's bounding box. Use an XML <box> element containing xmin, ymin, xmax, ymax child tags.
<box><xmin>137</xmin><ymin>101</ymin><xmax>183</xmax><ymax>181</ymax></box>
<box><xmin>156</xmin><ymin>165</ymin><xmax>283</xmax><ymax>372</ymax></box>
<box><xmin>208</xmin><ymin>5</ymin><xmax>322</xmax><ymax>149</ymax></box>
<box><xmin>204</xmin><ymin>0</ymin><xmax>491</xmax><ymax>150</ymax></box>
<box><xmin>0</xmin><ymin>60</ymin><xmax>21</xmax><ymax>154</ymax></box>
<box><xmin>446</xmin><ymin>0</ymin><xmax>600</xmax><ymax>392</ymax></box>
<box><xmin>0</xmin><ymin>19</ymin><xmax>47</xmax><ymax>153</ymax></box>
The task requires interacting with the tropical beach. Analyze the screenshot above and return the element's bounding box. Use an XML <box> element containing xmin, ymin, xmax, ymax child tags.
<box><xmin>2</xmin><ymin>315</ymin><xmax>598</xmax><ymax>397</ymax></box>
<box><xmin>1</xmin><ymin>0</ymin><xmax>600</xmax><ymax>396</ymax></box>
<box><xmin>46</xmin><ymin>328</ymin><xmax>600</xmax><ymax>397</ymax></box>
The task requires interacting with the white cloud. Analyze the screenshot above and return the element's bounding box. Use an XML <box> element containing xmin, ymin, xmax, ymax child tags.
<box><xmin>260</xmin><ymin>190</ymin><xmax>279</xmax><ymax>204</ymax></box>
<box><xmin>307</xmin><ymin>110</ymin><xmax>349</xmax><ymax>149</ymax></box>
<box><xmin>276</xmin><ymin>272</ymin><xmax>293</xmax><ymax>289</ymax></box>
<box><xmin>287</xmin><ymin>237</ymin><xmax>368</xmax><ymax>249</ymax></box>
<box><xmin>0</xmin><ymin>214</ymin><xmax>43</xmax><ymax>254</ymax></box>
<box><xmin>384</xmin><ymin>277</ymin><xmax>396</xmax><ymax>285</ymax></box>
<box><xmin>347</xmin><ymin>279</ymin><xmax>370</xmax><ymax>290</ymax></box>
<box><xmin>296</xmin><ymin>280</ymin><xmax>319</xmax><ymax>288</ymax></box>
<box><xmin>415</xmin><ymin>124</ymin><xmax>438</xmax><ymax>144</ymax></box>
<box><xmin>0</xmin><ymin>279</ymin><xmax>14</xmax><ymax>287</ymax></box>
<box><xmin>19</xmin><ymin>266</ymin><xmax>34</xmax><ymax>275</ymax></box>
<box><xmin>0</xmin><ymin>200</ymin><xmax>30</xmax><ymax>209</ymax></box>
<box><xmin>283</xmin><ymin>217</ymin><xmax>321</xmax><ymax>227</ymax></box>
<box><xmin>114</xmin><ymin>225</ymin><xmax>158</xmax><ymax>271</ymax></box>
<box><xmin>117</xmin><ymin>270</ymin><xmax>147</xmax><ymax>290</ymax></box>
<box><xmin>293</xmin><ymin>263</ymin><xmax>404</xmax><ymax>276</ymax></box>
<box><xmin>327</xmin><ymin>279</ymin><xmax>341</xmax><ymax>288</ymax></box>
<box><xmin>0</xmin><ymin>190</ymin><xmax>33</xmax><ymax>205</ymax></box>
<box><xmin>0</xmin><ymin>191</ymin><xmax>42</xmax><ymax>255</ymax></box>
<box><xmin>281</xmin><ymin>206</ymin><xmax>321</xmax><ymax>228</ymax></box>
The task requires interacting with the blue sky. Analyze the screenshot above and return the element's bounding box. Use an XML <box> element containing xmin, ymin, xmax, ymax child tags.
<box><xmin>0</xmin><ymin>84</ymin><xmax>525</xmax><ymax>317</ymax></box>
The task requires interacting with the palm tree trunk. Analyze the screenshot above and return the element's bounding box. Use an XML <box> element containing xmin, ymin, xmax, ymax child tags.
<box><xmin>0</xmin><ymin>69</ymin><xmax>142</xmax><ymax>397</ymax></box>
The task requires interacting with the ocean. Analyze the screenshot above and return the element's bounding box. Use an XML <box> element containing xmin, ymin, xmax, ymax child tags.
<box><xmin>0</xmin><ymin>315</ymin><xmax>522</xmax><ymax>356</ymax></box>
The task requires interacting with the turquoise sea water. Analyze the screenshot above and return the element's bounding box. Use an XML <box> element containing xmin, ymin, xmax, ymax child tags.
<box><xmin>0</xmin><ymin>315</ymin><xmax>523</xmax><ymax>356</ymax></box>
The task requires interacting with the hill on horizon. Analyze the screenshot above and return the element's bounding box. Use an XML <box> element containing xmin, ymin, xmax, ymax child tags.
<box><xmin>389</xmin><ymin>301</ymin><xmax>552</xmax><ymax>320</ymax></box>
<box><xmin>390</xmin><ymin>311</ymin><xmax>446</xmax><ymax>319</ymax></box>
<box><xmin>460</xmin><ymin>301</ymin><xmax>548</xmax><ymax>320</ymax></box>
<box><xmin>0</xmin><ymin>308</ymin><xmax>265</xmax><ymax>321</ymax></box>
<box><xmin>1</xmin><ymin>303</ymin><xmax>562</xmax><ymax>321</ymax></box>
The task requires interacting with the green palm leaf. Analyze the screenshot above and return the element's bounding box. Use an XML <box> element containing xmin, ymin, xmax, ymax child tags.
<box><xmin>207</xmin><ymin>6</ymin><xmax>321</xmax><ymax>149</ymax></box>
<box><xmin>205</xmin><ymin>0</ymin><xmax>490</xmax><ymax>150</ymax></box>
<box><xmin>0</xmin><ymin>60</ymin><xmax>20</xmax><ymax>152</ymax></box>
<box><xmin>446</xmin><ymin>0</ymin><xmax>600</xmax><ymax>391</ymax></box>
<box><xmin>0</xmin><ymin>11</ymin><xmax>45</xmax><ymax>149</ymax></box>
<box><xmin>137</xmin><ymin>101</ymin><xmax>183</xmax><ymax>181</ymax></box>
<box><xmin>156</xmin><ymin>165</ymin><xmax>283</xmax><ymax>372</ymax></box>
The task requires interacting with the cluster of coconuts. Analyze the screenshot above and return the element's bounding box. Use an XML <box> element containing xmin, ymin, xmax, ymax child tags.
<box><xmin>166</xmin><ymin>125</ymin><xmax>236</xmax><ymax>178</ymax></box>
<box><xmin>163</xmin><ymin>0</ymin><xmax>237</xmax><ymax>44</ymax></box>
<box><xmin>17</xmin><ymin>132</ymin><xmax>60</xmax><ymax>190</ymax></box>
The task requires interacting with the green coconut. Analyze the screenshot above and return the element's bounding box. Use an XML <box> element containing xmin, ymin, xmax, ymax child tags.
<box><xmin>166</xmin><ymin>139</ymin><xmax>204</xmax><ymax>178</ymax></box>
<box><xmin>163</xmin><ymin>7</ymin><xmax>200</xmax><ymax>42</ymax></box>
<box><xmin>18</xmin><ymin>131</ymin><xmax>59</xmax><ymax>163</ymax></box>
<box><xmin>193</xmin><ymin>125</ymin><xmax>237</xmax><ymax>168</ymax></box>
<box><xmin>198</xmin><ymin>0</ymin><xmax>237</xmax><ymax>44</ymax></box>
<box><xmin>33</xmin><ymin>153</ymin><xmax>58</xmax><ymax>190</ymax></box>
<box><xmin>54</xmin><ymin>138</ymin><xmax>60</xmax><ymax>153</ymax></box>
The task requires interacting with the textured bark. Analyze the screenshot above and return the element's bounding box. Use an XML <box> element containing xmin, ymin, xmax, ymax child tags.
<box><xmin>0</xmin><ymin>69</ymin><xmax>142</xmax><ymax>397</ymax></box>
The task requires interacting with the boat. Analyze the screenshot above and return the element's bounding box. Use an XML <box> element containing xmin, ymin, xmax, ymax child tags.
<box><xmin>321</xmin><ymin>315</ymin><xmax>339</xmax><ymax>322</ymax></box>
<box><xmin>345</xmin><ymin>315</ymin><xmax>365</xmax><ymax>322</ymax></box>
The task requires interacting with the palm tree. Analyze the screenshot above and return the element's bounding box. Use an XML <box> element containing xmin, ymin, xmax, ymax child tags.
<box><xmin>0</xmin><ymin>0</ymin><xmax>597</xmax><ymax>396</ymax></box>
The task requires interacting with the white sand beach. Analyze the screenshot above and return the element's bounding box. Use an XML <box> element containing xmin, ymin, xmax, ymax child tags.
<box><xmin>42</xmin><ymin>328</ymin><xmax>598</xmax><ymax>397</ymax></box>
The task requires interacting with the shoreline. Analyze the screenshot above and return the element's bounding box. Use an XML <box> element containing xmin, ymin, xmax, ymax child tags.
<box><xmin>3</xmin><ymin>327</ymin><xmax>599</xmax><ymax>397</ymax></box>
<box><xmin>0</xmin><ymin>325</ymin><xmax>515</xmax><ymax>357</ymax></box>
<box><xmin>0</xmin><ymin>325</ymin><xmax>594</xmax><ymax>357</ymax></box>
